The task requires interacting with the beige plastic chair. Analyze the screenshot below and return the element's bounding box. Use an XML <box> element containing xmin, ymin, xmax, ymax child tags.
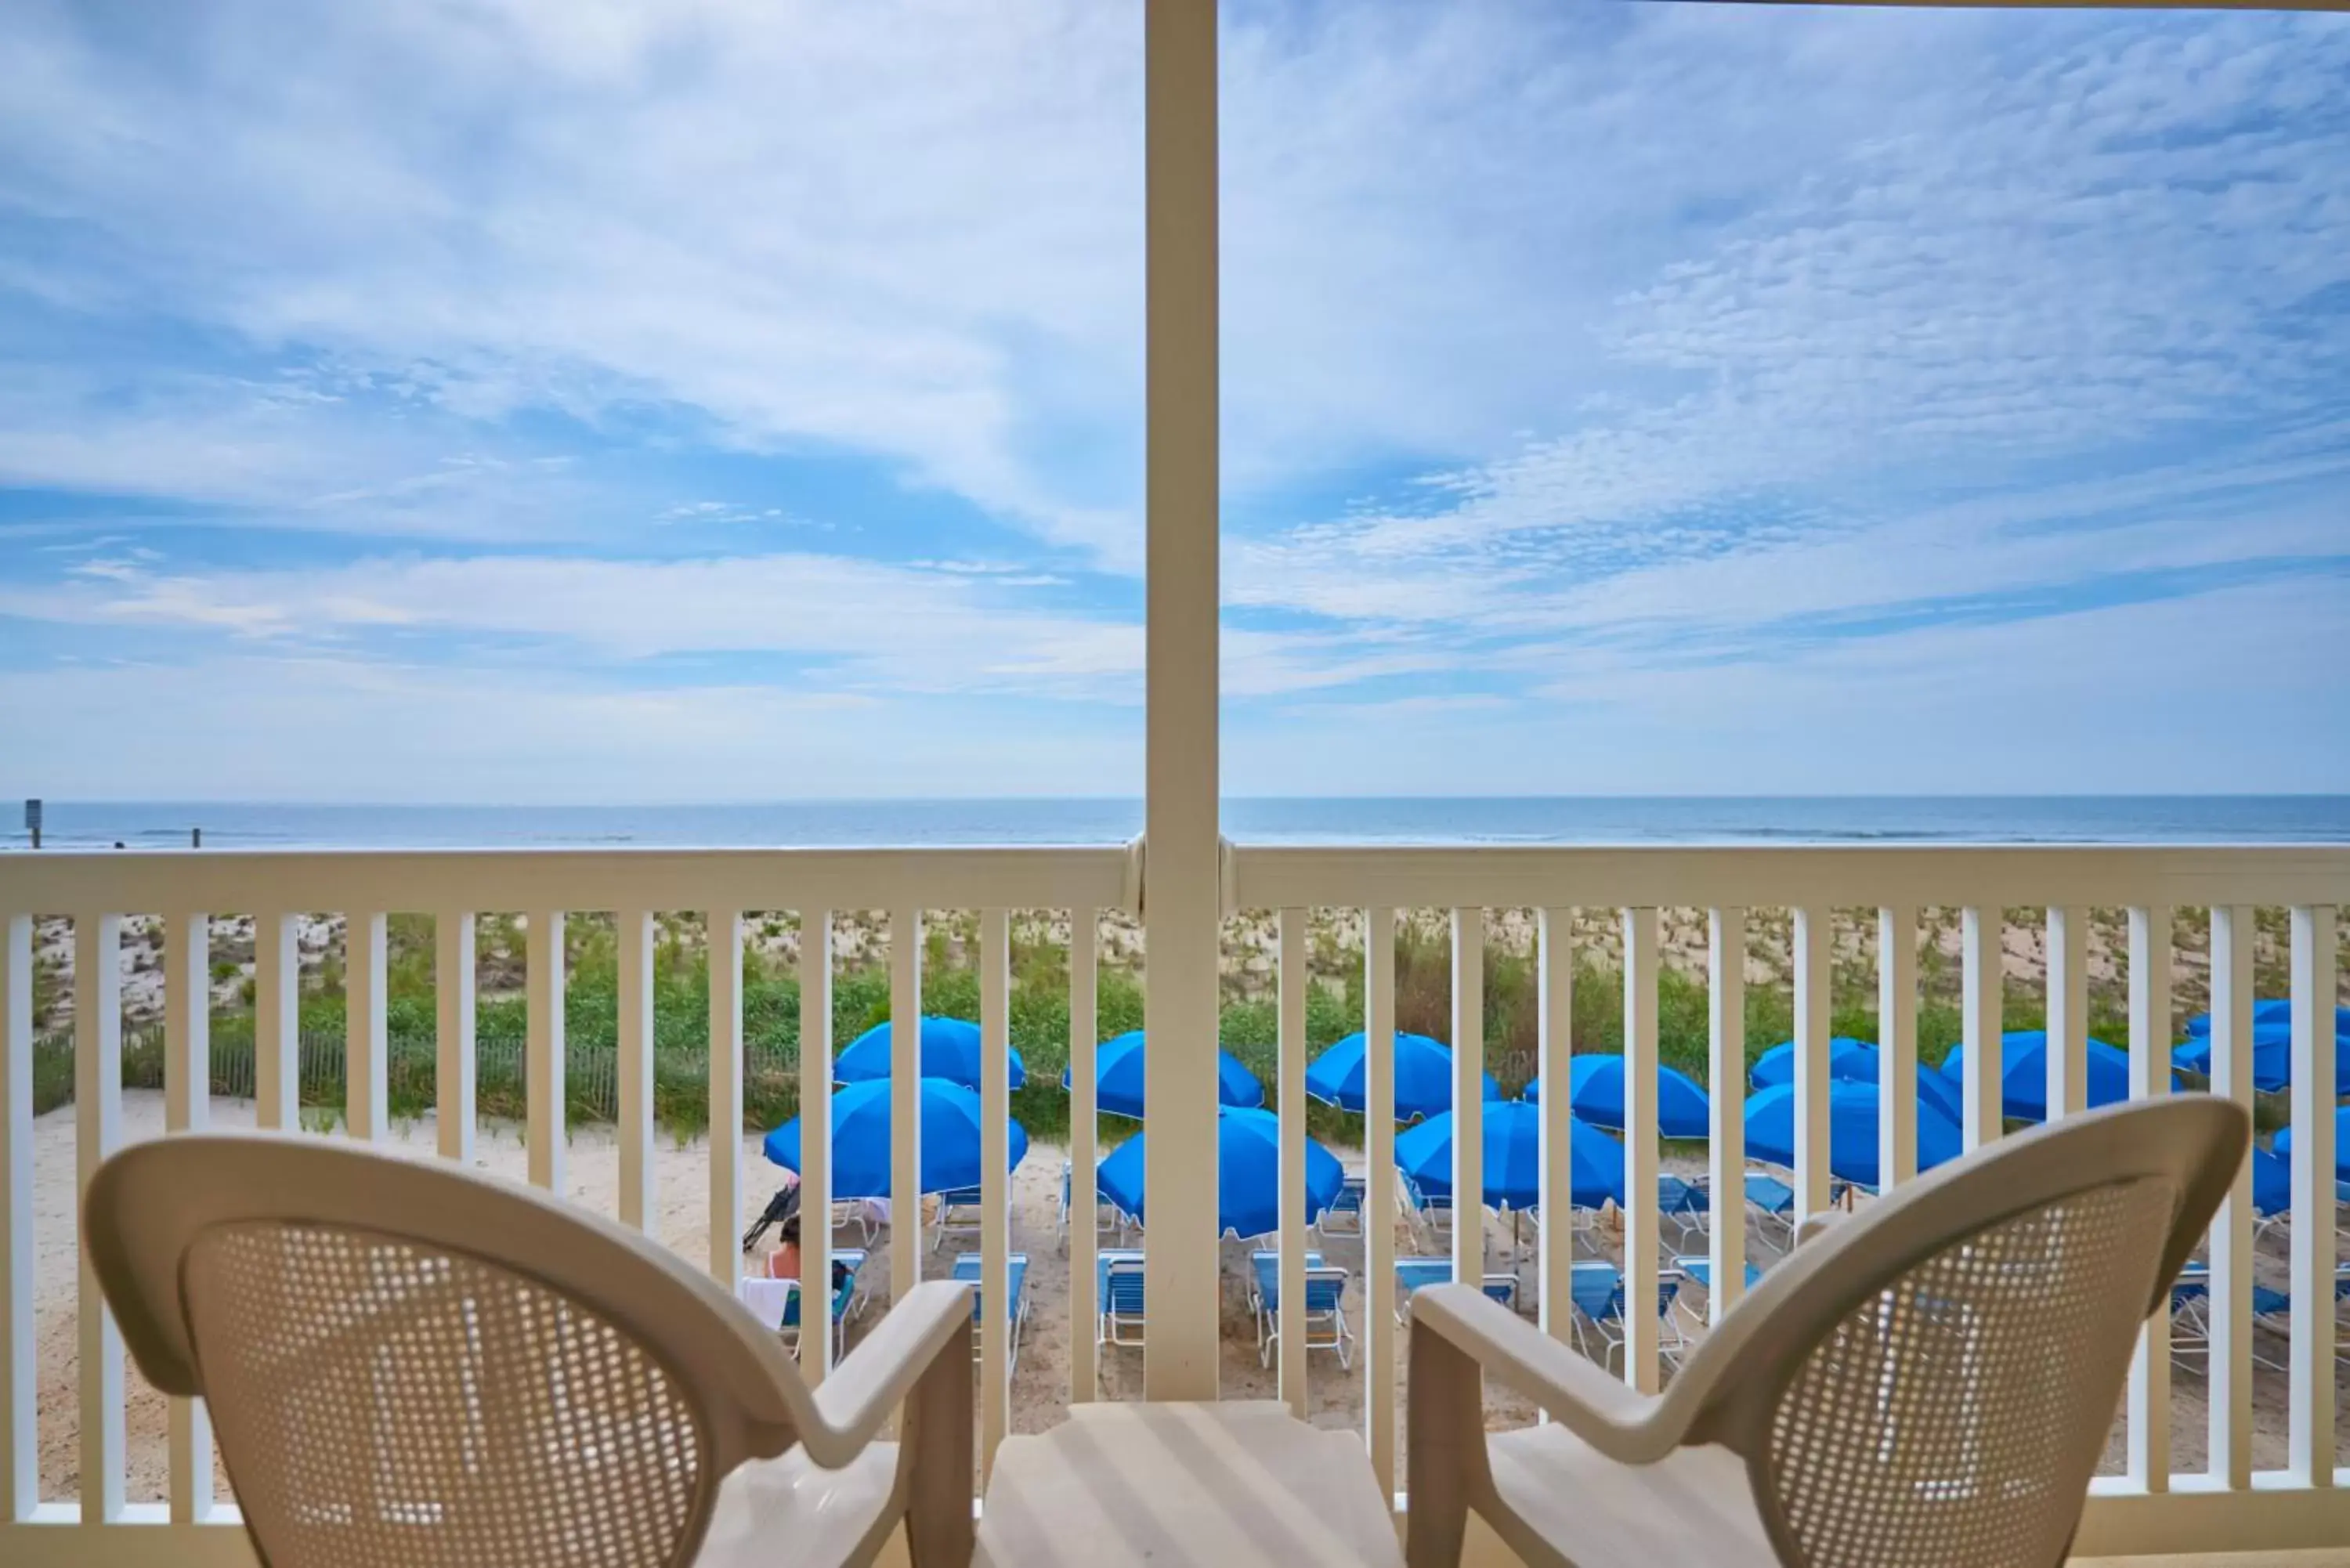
<box><xmin>84</xmin><ymin>1133</ymin><xmax>978</xmax><ymax>1568</ymax></box>
<box><xmin>1404</xmin><ymin>1095</ymin><xmax>2247</xmax><ymax>1568</ymax></box>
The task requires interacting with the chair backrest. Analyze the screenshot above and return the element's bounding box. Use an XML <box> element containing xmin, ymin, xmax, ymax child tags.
<box><xmin>1101</xmin><ymin>1252</ymin><xmax>1148</xmax><ymax>1317</ymax></box>
<box><xmin>1568</xmin><ymin>1261</ymin><xmax>1618</xmax><ymax>1320</ymax></box>
<box><xmin>85</xmin><ymin>1133</ymin><xmax>820</xmax><ymax>1568</ymax></box>
<box><xmin>1303</xmin><ymin>1266</ymin><xmax>1348</xmax><ymax>1312</ymax></box>
<box><xmin>1665</xmin><ymin>1096</ymin><xmax>2245</xmax><ymax>1568</ymax></box>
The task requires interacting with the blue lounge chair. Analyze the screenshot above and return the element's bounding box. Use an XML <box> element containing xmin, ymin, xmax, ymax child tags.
<box><xmin>1744</xmin><ymin>1172</ymin><xmax>1796</xmax><ymax>1240</ymax></box>
<box><xmin>934</xmin><ymin>1184</ymin><xmax>986</xmax><ymax>1252</ymax></box>
<box><xmin>738</xmin><ymin>1247</ymin><xmax>868</xmax><ymax>1361</ymax></box>
<box><xmin>1657</xmin><ymin>1174</ymin><xmax>1708</xmax><ymax>1248</ymax></box>
<box><xmin>1097</xmin><ymin>1249</ymin><xmax>1148</xmax><ymax>1356</ymax></box>
<box><xmin>1248</xmin><ymin>1250</ymin><xmax>1353</xmax><ymax>1368</ymax></box>
<box><xmin>1673</xmin><ymin>1254</ymin><xmax>1762</xmax><ymax>1294</ymax></box>
<box><xmin>951</xmin><ymin>1251</ymin><xmax>1031</xmax><ymax>1378</ymax></box>
<box><xmin>1393</xmin><ymin>1256</ymin><xmax>1521</xmax><ymax>1323</ymax></box>
<box><xmin>1056</xmin><ymin>1159</ymin><xmax>1136</xmax><ymax>1252</ymax></box>
<box><xmin>1399</xmin><ymin>1170</ymin><xmax>1455</xmax><ymax>1243</ymax></box>
<box><xmin>1316</xmin><ymin>1171</ymin><xmax>1368</xmax><ymax>1237</ymax></box>
<box><xmin>1566</xmin><ymin>1259</ymin><xmax>1687</xmax><ymax>1371</ymax></box>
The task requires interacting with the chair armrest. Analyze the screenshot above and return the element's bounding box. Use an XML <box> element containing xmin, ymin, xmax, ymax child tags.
<box><xmin>804</xmin><ymin>1280</ymin><xmax>974</xmax><ymax>1465</ymax></box>
<box><xmin>1409</xmin><ymin>1284</ymin><xmax>1689</xmax><ymax>1465</ymax></box>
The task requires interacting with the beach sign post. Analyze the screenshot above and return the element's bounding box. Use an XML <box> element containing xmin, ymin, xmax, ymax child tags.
<box><xmin>22</xmin><ymin>798</ymin><xmax>38</xmax><ymax>850</ymax></box>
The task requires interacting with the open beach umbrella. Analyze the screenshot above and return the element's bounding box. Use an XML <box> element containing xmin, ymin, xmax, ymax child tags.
<box><xmin>1094</xmin><ymin>1107</ymin><xmax>1344</xmax><ymax>1239</ymax></box>
<box><xmin>2274</xmin><ymin>1109</ymin><xmax>2350</xmax><ymax>1180</ymax></box>
<box><xmin>1750</xmin><ymin>1037</ymin><xmax>1879</xmax><ymax>1090</ymax></box>
<box><xmin>1744</xmin><ymin>1080</ymin><xmax>1962</xmax><ymax>1190</ymax></box>
<box><xmin>762</xmin><ymin>1078</ymin><xmax>1028</xmax><ymax>1199</ymax></box>
<box><xmin>1306</xmin><ymin>1030</ymin><xmax>1499</xmax><ymax>1120</ymax></box>
<box><xmin>1394</xmin><ymin>1101</ymin><xmax>1626</xmax><ymax>1212</ymax></box>
<box><xmin>2172</xmin><ymin>1021</ymin><xmax>2350</xmax><ymax>1095</ymax></box>
<box><xmin>1065</xmin><ymin>1029</ymin><xmax>1264</xmax><ymax>1118</ymax></box>
<box><xmin>835</xmin><ymin>1015</ymin><xmax>1025</xmax><ymax>1093</ymax></box>
<box><xmin>1938</xmin><ymin>1031</ymin><xmax>2142</xmax><ymax>1122</ymax></box>
<box><xmin>1522</xmin><ymin>1056</ymin><xmax>1710</xmax><ymax>1140</ymax></box>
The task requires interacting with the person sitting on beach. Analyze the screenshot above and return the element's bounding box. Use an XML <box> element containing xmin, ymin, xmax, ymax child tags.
<box><xmin>766</xmin><ymin>1213</ymin><xmax>855</xmax><ymax>1295</ymax></box>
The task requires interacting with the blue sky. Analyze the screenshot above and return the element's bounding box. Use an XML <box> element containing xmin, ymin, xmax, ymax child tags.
<box><xmin>0</xmin><ymin>1</ymin><xmax>2345</xmax><ymax>801</ymax></box>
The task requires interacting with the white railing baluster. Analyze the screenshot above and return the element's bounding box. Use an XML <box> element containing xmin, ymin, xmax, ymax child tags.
<box><xmin>347</xmin><ymin>912</ymin><xmax>388</xmax><ymax>1144</ymax></box>
<box><xmin>253</xmin><ymin>913</ymin><xmax>298</xmax><ymax>1132</ymax></box>
<box><xmin>1363</xmin><ymin>907</ymin><xmax>1397</xmax><ymax>1501</ymax></box>
<box><xmin>2125</xmin><ymin>907</ymin><xmax>2171</xmax><ymax>1493</ymax></box>
<box><xmin>1450</xmin><ymin>909</ymin><xmax>1484</xmax><ymax>1286</ymax></box>
<box><xmin>1878</xmin><ymin>906</ymin><xmax>1917</xmax><ymax>1190</ymax></box>
<box><xmin>1706</xmin><ymin>909</ymin><xmax>1746</xmax><ymax>1324</ymax></box>
<box><xmin>162</xmin><ymin>910</ymin><xmax>212</xmax><ymax>1523</ymax></box>
<box><xmin>1961</xmin><ymin>908</ymin><xmax>2002</xmax><ymax>1150</ymax></box>
<box><xmin>1276</xmin><ymin>907</ymin><xmax>1307</xmax><ymax>1417</ymax></box>
<box><xmin>616</xmin><ymin>911</ymin><xmax>651</xmax><ymax>1229</ymax></box>
<box><xmin>798</xmin><ymin>912</ymin><xmax>832</xmax><ymax>1383</ymax></box>
<box><xmin>979</xmin><ymin>909</ymin><xmax>1011</xmax><ymax>1478</ymax></box>
<box><xmin>1622</xmin><ymin>908</ymin><xmax>1660</xmax><ymax>1394</ymax></box>
<box><xmin>1537</xmin><ymin>909</ymin><xmax>1574</xmax><ymax>1347</ymax></box>
<box><xmin>2287</xmin><ymin>904</ymin><xmax>2336</xmax><ymax>1486</ymax></box>
<box><xmin>2</xmin><ymin>913</ymin><xmax>33</xmax><ymax>1522</ymax></box>
<box><xmin>76</xmin><ymin>914</ymin><xmax>124</xmax><ymax>1523</ymax></box>
<box><xmin>1791</xmin><ymin>906</ymin><xmax>1831</xmax><ymax>1222</ymax></box>
<box><xmin>2207</xmin><ymin>905</ymin><xmax>2254</xmax><ymax>1490</ymax></box>
<box><xmin>437</xmin><ymin>912</ymin><xmax>476</xmax><ymax>1167</ymax></box>
<box><xmin>708</xmin><ymin>911</ymin><xmax>743</xmax><ymax>1292</ymax></box>
<box><xmin>889</xmin><ymin>908</ymin><xmax>922</xmax><ymax>1306</ymax></box>
<box><xmin>1068</xmin><ymin>910</ymin><xmax>1099</xmax><ymax>1404</ymax></box>
<box><xmin>2048</xmin><ymin>906</ymin><xmax>2088</xmax><ymax>1120</ymax></box>
<box><xmin>526</xmin><ymin>911</ymin><xmax>565</xmax><ymax>1191</ymax></box>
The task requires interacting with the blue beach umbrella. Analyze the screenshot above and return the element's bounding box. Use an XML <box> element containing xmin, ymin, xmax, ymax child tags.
<box><xmin>1940</xmin><ymin>1031</ymin><xmax>2142</xmax><ymax>1122</ymax></box>
<box><xmin>835</xmin><ymin>1016</ymin><xmax>1025</xmax><ymax>1093</ymax></box>
<box><xmin>1306</xmin><ymin>1031</ymin><xmax>1499</xmax><ymax>1120</ymax></box>
<box><xmin>2172</xmin><ymin>1022</ymin><xmax>2350</xmax><ymax>1095</ymax></box>
<box><xmin>1065</xmin><ymin>1030</ymin><xmax>1264</xmax><ymax>1118</ymax></box>
<box><xmin>1394</xmin><ymin>1100</ymin><xmax>1626</xmax><ymax>1212</ymax></box>
<box><xmin>762</xmin><ymin>1078</ymin><xmax>1028</xmax><ymax>1199</ymax></box>
<box><xmin>1751</xmin><ymin>1037</ymin><xmax>1879</xmax><ymax>1090</ymax></box>
<box><xmin>1094</xmin><ymin>1107</ymin><xmax>1344</xmax><ymax>1240</ymax></box>
<box><xmin>1522</xmin><ymin>1056</ymin><xmax>1711</xmax><ymax>1140</ymax></box>
<box><xmin>2275</xmin><ymin>1109</ymin><xmax>2350</xmax><ymax>1180</ymax></box>
<box><xmin>1744</xmin><ymin>1080</ymin><xmax>1962</xmax><ymax>1190</ymax></box>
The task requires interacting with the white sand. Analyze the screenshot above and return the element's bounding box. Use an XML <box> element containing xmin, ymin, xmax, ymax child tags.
<box><xmin>27</xmin><ymin>1093</ymin><xmax>2337</xmax><ymax>1505</ymax></box>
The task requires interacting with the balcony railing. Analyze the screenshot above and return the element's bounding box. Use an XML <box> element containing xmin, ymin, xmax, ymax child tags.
<box><xmin>2</xmin><ymin>840</ymin><xmax>2347</xmax><ymax>1566</ymax></box>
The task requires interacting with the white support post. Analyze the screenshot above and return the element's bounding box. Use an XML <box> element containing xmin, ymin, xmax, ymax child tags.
<box><xmin>708</xmin><ymin>910</ymin><xmax>743</xmax><ymax>1293</ymax></box>
<box><xmin>347</xmin><ymin>912</ymin><xmax>388</xmax><ymax>1144</ymax></box>
<box><xmin>1791</xmin><ymin>906</ymin><xmax>1831</xmax><ymax>1222</ymax></box>
<box><xmin>437</xmin><ymin>912</ymin><xmax>476</xmax><ymax>1167</ymax></box>
<box><xmin>526</xmin><ymin>911</ymin><xmax>564</xmax><ymax>1191</ymax></box>
<box><xmin>76</xmin><ymin>914</ymin><xmax>124</xmax><ymax>1523</ymax></box>
<box><xmin>1706</xmin><ymin>909</ymin><xmax>1746</xmax><ymax>1324</ymax></box>
<box><xmin>1141</xmin><ymin>0</ymin><xmax>1221</xmax><ymax>1402</ymax></box>
<box><xmin>2126</xmin><ymin>906</ymin><xmax>2171</xmax><ymax>1493</ymax></box>
<box><xmin>1363</xmin><ymin>908</ymin><xmax>1397</xmax><ymax>1499</ymax></box>
<box><xmin>889</xmin><ymin>908</ymin><xmax>922</xmax><ymax>1305</ymax></box>
<box><xmin>2048</xmin><ymin>906</ymin><xmax>2088</xmax><ymax>1120</ymax></box>
<box><xmin>1451</xmin><ymin>909</ymin><xmax>1485</xmax><ymax>1284</ymax></box>
<box><xmin>1878</xmin><ymin>906</ymin><xmax>1918</xmax><ymax>1190</ymax></box>
<box><xmin>1276</xmin><ymin>908</ymin><xmax>1307</xmax><ymax>1417</ymax></box>
<box><xmin>162</xmin><ymin>910</ymin><xmax>212</xmax><ymax>1523</ymax></box>
<box><xmin>253</xmin><ymin>913</ymin><xmax>298</xmax><ymax>1132</ymax></box>
<box><xmin>1068</xmin><ymin>911</ymin><xmax>1099</xmax><ymax>1403</ymax></box>
<box><xmin>1961</xmin><ymin>908</ymin><xmax>2002</xmax><ymax>1150</ymax></box>
<box><xmin>979</xmin><ymin>910</ymin><xmax>1011</xmax><ymax>1479</ymax></box>
<box><xmin>2287</xmin><ymin>905</ymin><xmax>2337</xmax><ymax>1486</ymax></box>
<box><xmin>616</xmin><ymin>910</ymin><xmax>652</xmax><ymax>1229</ymax></box>
<box><xmin>2207</xmin><ymin>905</ymin><xmax>2254</xmax><ymax>1490</ymax></box>
<box><xmin>1</xmin><ymin>913</ymin><xmax>34</xmax><ymax>1522</ymax></box>
<box><xmin>1537</xmin><ymin>909</ymin><xmax>1574</xmax><ymax>1348</ymax></box>
<box><xmin>1621</xmin><ymin>908</ymin><xmax>1660</xmax><ymax>1394</ymax></box>
<box><xmin>799</xmin><ymin>912</ymin><xmax>833</xmax><ymax>1383</ymax></box>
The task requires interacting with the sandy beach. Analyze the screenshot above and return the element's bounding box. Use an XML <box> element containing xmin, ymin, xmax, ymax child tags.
<box><xmin>26</xmin><ymin>1091</ymin><xmax>2342</xmax><ymax>1506</ymax></box>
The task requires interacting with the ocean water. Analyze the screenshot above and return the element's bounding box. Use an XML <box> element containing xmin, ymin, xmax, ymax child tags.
<box><xmin>8</xmin><ymin>796</ymin><xmax>2350</xmax><ymax>851</ymax></box>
